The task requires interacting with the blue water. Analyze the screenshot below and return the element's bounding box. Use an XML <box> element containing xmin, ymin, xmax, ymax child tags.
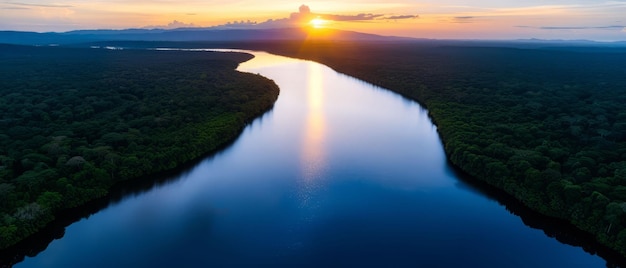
<box><xmin>15</xmin><ymin>51</ymin><xmax>606</xmax><ymax>267</ymax></box>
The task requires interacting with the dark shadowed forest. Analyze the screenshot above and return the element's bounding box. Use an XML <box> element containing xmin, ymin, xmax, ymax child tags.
<box><xmin>0</xmin><ymin>45</ymin><xmax>279</xmax><ymax>249</ymax></box>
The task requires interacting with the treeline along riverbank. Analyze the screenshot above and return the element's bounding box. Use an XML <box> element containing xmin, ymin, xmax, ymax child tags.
<box><xmin>0</xmin><ymin>45</ymin><xmax>279</xmax><ymax>250</ymax></box>
<box><xmin>236</xmin><ymin>40</ymin><xmax>626</xmax><ymax>257</ymax></box>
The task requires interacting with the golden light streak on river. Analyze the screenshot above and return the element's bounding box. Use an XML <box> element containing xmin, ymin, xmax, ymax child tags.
<box><xmin>299</xmin><ymin>62</ymin><xmax>327</xmax><ymax>207</ymax></box>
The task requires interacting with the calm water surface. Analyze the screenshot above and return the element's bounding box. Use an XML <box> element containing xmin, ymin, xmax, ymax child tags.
<box><xmin>15</xmin><ymin>51</ymin><xmax>606</xmax><ymax>267</ymax></box>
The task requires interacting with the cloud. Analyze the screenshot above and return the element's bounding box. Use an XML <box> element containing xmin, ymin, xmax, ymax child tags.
<box><xmin>517</xmin><ymin>25</ymin><xmax>626</xmax><ymax>30</ymax></box>
<box><xmin>212</xmin><ymin>5</ymin><xmax>418</xmax><ymax>30</ymax></box>
<box><xmin>384</xmin><ymin>15</ymin><xmax>419</xmax><ymax>20</ymax></box>
<box><xmin>143</xmin><ymin>20</ymin><xmax>196</xmax><ymax>29</ymax></box>
<box><xmin>543</xmin><ymin>26</ymin><xmax>624</xmax><ymax>30</ymax></box>
<box><xmin>1</xmin><ymin>6</ymin><xmax>29</xmax><ymax>9</ymax></box>
<box><xmin>288</xmin><ymin>5</ymin><xmax>384</xmax><ymax>22</ymax></box>
<box><xmin>224</xmin><ymin>20</ymin><xmax>257</xmax><ymax>27</ymax></box>
<box><xmin>322</xmin><ymin>13</ymin><xmax>384</xmax><ymax>21</ymax></box>
<box><xmin>167</xmin><ymin>20</ymin><xmax>196</xmax><ymax>28</ymax></box>
<box><xmin>451</xmin><ymin>16</ymin><xmax>476</xmax><ymax>24</ymax></box>
<box><xmin>5</xmin><ymin>2</ymin><xmax>73</xmax><ymax>8</ymax></box>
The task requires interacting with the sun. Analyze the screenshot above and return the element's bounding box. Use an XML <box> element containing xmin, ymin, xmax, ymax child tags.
<box><xmin>309</xmin><ymin>17</ymin><xmax>328</xmax><ymax>29</ymax></box>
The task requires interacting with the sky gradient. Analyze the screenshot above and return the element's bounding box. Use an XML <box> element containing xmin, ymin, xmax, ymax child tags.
<box><xmin>1</xmin><ymin>0</ymin><xmax>626</xmax><ymax>41</ymax></box>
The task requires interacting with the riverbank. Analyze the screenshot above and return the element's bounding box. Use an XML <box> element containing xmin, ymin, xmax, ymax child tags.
<box><xmin>0</xmin><ymin>45</ymin><xmax>279</xmax><ymax>252</ymax></box>
<box><xmin>234</xmin><ymin>40</ymin><xmax>626</xmax><ymax>258</ymax></box>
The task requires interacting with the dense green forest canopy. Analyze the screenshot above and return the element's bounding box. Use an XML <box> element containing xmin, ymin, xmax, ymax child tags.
<box><xmin>0</xmin><ymin>45</ymin><xmax>279</xmax><ymax>249</ymax></box>
<box><xmin>234</xmin><ymin>40</ymin><xmax>626</xmax><ymax>255</ymax></box>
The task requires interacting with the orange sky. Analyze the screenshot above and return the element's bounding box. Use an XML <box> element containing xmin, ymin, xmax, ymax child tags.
<box><xmin>1</xmin><ymin>1</ymin><xmax>625</xmax><ymax>41</ymax></box>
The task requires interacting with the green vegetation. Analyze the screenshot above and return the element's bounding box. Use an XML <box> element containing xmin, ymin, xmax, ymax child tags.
<box><xmin>0</xmin><ymin>45</ymin><xmax>279</xmax><ymax>248</ymax></box>
<box><xmin>248</xmin><ymin>40</ymin><xmax>626</xmax><ymax>255</ymax></box>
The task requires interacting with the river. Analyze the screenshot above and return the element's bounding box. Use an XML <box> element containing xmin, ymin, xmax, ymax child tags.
<box><xmin>14</xmin><ymin>50</ymin><xmax>608</xmax><ymax>267</ymax></box>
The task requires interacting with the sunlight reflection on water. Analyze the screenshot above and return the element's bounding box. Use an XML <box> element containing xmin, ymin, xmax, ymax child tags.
<box><xmin>299</xmin><ymin>62</ymin><xmax>327</xmax><ymax>210</ymax></box>
<box><xmin>302</xmin><ymin>64</ymin><xmax>326</xmax><ymax>175</ymax></box>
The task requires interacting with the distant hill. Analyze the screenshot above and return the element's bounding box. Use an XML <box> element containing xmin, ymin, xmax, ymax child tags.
<box><xmin>2</xmin><ymin>27</ymin><xmax>626</xmax><ymax>50</ymax></box>
<box><xmin>0</xmin><ymin>27</ymin><xmax>413</xmax><ymax>46</ymax></box>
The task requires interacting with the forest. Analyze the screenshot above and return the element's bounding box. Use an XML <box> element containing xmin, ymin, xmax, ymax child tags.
<box><xmin>233</xmin><ymin>40</ymin><xmax>626</xmax><ymax>256</ymax></box>
<box><xmin>0</xmin><ymin>45</ymin><xmax>279</xmax><ymax>249</ymax></box>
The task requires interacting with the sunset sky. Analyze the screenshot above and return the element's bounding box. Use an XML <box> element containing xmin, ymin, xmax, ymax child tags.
<box><xmin>1</xmin><ymin>0</ymin><xmax>626</xmax><ymax>41</ymax></box>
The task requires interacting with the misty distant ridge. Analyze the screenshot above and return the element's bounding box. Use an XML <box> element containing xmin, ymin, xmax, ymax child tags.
<box><xmin>1</xmin><ymin>27</ymin><xmax>625</xmax><ymax>48</ymax></box>
<box><xmin>0</xmin><ymin>27</ymin><xmax>411</xmax><ymax>46</ymax></box>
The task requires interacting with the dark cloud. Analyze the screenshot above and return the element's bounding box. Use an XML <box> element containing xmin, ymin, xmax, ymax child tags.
<box><xmin>452</xmin><ymin>16</ymin><xmax>475</xmax><ymax>24</ymax></box>
<box><xmin>290</xmin><ymin>5</ymin><xmax>399</xmax><ymax>22</ymax></box>
<box><xmin>384</xmin><ymin>15</ymin><xmax>419</xmax><ymax>20</ymax></box>
<box><xmin>1</xmin><ymin>6</ymin><xmax>29</xmax><ymax>9</ymax></box>
<box><xmin>299</xmin><ymin>4</ymin><xmax>311</xmax><ymax>14</ymax></box>
<box><xmin>322</xmin><ymin>13</ymin><xmax>384</xmax><ymax>21</ymax></box>
<box><xmin>5</xmin><ymin>2</ymin><xmax>73</xmax><ymax>8</ymax></box>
